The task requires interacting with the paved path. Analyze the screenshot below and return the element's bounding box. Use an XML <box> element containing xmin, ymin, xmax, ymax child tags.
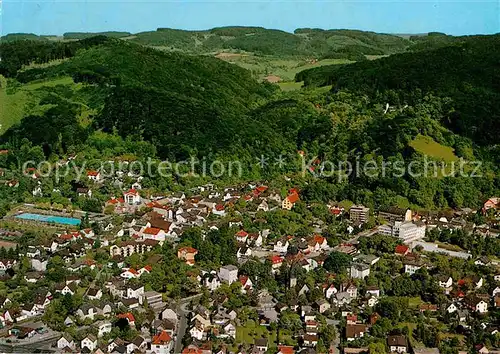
<box><xmin>173</xmin><ymin>294</ymin><xmax>202</xmax><ymax>354</ymax></box>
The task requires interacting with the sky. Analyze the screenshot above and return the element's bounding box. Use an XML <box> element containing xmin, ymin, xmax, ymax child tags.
<box><xmin>1</xmin><ymin>0</ymin><xmax>499</xmax><ymax>36</ymax></box>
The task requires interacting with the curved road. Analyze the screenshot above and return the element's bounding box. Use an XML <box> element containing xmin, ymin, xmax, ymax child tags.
<box><xmin>173</xmin><ymin>294</ymin><xmax>201</xmax><ymax>354</ymax></box>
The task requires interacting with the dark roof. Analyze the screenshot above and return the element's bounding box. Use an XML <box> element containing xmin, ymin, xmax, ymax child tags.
<box><xmin>255</xmin><ymin>338</ymin><xmax>268</xmax><ymax>347</ymax></box>
<box><xmin>387</xmin><ymin>335</ymin><xmax>408</xmax><ymax>347</ymax></box>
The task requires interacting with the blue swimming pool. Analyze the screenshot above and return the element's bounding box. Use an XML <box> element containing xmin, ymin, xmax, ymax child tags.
<box><xmin>15</xmin><ymin>213</ymin><xmax>81</xmax><ymax>226</ymax></box>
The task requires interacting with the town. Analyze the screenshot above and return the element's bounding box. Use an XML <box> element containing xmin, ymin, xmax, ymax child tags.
<box><xmin>0</xmin><ymin>164</ymin><xmax>498</xmax><ymax>354</ymax></box>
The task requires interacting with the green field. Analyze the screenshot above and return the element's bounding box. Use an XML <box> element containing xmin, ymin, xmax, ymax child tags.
<box><xmin>216</xmin><ymin>55</ymin><xmax>352</xmax><ymax>81</ymax></box>
<box><xmin>235</xmin><ymin>320</ymin><xmax>297</xmax><ymax>348</ymax></box>
<box><xmin>236</xmin><ymin>320</ymin><xmax>276</xmax><ymax>344</ymax></box>
<box><xmin>409</xmin><ymin>134</ymin><xmax>458</xmax><ymax>162</ymax></box>
<box><xmin>0</xmin><ymin>76</ymin><xmax>85</xmax><ymax>132</ymax></box>
<box><xmin>278</xmin><ymin>81</ymin><xmax>304</xmax><ymax>91</ymax></box>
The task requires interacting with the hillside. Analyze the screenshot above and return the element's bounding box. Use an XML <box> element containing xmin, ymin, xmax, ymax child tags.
<box><xmin>0</xmin><ymin>34</ymin><xmax>498</xmax><ymax>210</ymax></box>
<box><xmin>295</xmin><ymin>35</ymin><xmax>500</xmax><ymax>145</ymax></box>
<box><xmin>1</xmin><ymin>39</ymin><xmax>277</xmax><ymax>159</ymax></box>
<box><xmin>1</xmin><ymin>26</ymin><xmax>418</xmax><ymax>59</ymax></box>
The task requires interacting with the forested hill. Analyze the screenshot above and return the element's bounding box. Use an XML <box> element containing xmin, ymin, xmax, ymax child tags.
<box><xmin>1</xmin><ymin>39</ymin><xmax>278</xmax><ymax>159</ymax></box>
<box><xmin>0</xmin><ymin>27</ymin><xmax>433</xmax><ymax>60</ymax></box>
<box><xmin>0</xmin><ymin>34</ymin><xmax>499</xmax><ymax>210</ymax></box>
<box><xmin>295</xmin><ymin>35</ymin><xmax>500</xmax><ymax>145</ymax></box>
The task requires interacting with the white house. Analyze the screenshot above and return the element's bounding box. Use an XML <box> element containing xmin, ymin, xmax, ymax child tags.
<box><xmin>126</xmin><ymin>284</ymin><xmax>145</xmax><ymax>299</ymax></box>
<box><xmin>438</xmin><ymin>276</ymin><xmax>453</xmax><ymax>289</ymax></box>
<box><xmin>350</xmin><ymin>263</ymin><xmax>370</xmax><ymax>279</ymax></box>
<box><xmin>325</xmin><ymin>284</ymin><xmax>338</xmax><ymax>299</ymax></box>
<box><xmin>273</xmin><ymin>239</ymin><xmax>289</xmax><ymax>254</ymax></box>
<box><xmin>203</xmin><ymin>273</ymin><xmax>221</xmax><ymax>291</ymax></box>
<box><xmin>218</xmin><ymin>265</ymin><xmax>238</xmax><ymax>284</ymax></box>
<box><xmin>97</xmin><ymin>321</ymin><xmax>112</xmax><ymax>337</ymax></box>
<box><xmin>447</xmin><ymin>303</ymin><xmax>458</xmax><ymax>314</ymax></box>
<box><xmin>151</xmin><ymin>330</ymin><xmax>173</xmax><ymax>354</ymax></box>
<box><xmin>124</xmin><ymin>189</ymin><xmax>141</xmax><ymax>205</ymax></box>
<box><xmin>87</xmin><ymin>170</ymin><xmax>101</xmax><ymax>182</ymax></box>
<box><xmin>57</xmin><ymin>334</ymin><xmax>75</xmax><ymax>350</ymax></box>
<box><xmin>387</xmin><ymin>335</ymin><xmax>408</xmax><ymax>353</ymax></box>
<box><xmin>141</xmin><ymin>227</ymin><xmax>166</xmax><ymax>242</ymax></box>
<box><xmin>81</xmin><ymin>335</ymin><xmax>97</xmax><ymax>351</ymax></box>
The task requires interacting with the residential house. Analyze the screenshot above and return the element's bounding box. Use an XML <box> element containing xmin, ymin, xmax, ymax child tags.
<box><xmin>346</xmin><ymin>324</ymin><xmax>367</xmax><ymax>341</ymax></box>
<box><xmin>254</xmin><ymin>338</ymin><xmax>269</xmax><ymax>352</ymax></box>
<box><xmin>349</xmin><ymin>205</ymin><xmax>370</xmax><ymax>223</ymax></box>
<box><xmin>282</xmin><ymin>192</ymin><xmax>299</xmax><ymax>210</ymax></box>
<box><xmin>126</xmin><ymin>284</ymin><xmax>145</xmax><ymax>299</ymax></box>
<box><xmin>57</xmin><ymin>334</ymin><xmax>75</xmax><ymax>350</ymax></box>
<box><xmin>76</xmin><ymin>304</ymin><xmax>98</xmax><ymax>321</ymax></box>
<box><xmin>54</xmin><ymin>283</ymin><xmax>77</xmax><ymax>296</ymax></box>
<box><xmin>273</xmin><ymin>238</ymin><xmax>289</xmax><ymax>254</ymax></box>
<box><xmin>177</xmin><ymin>247</ymin><xmax>198</xmax><ymax>266</ymax></box>
<box><xmin>325</xmin><ymin>284</ymin><xmax>338</xmax><ymax>299</ymax></box>
<box><xmin>465</xmin><ymin>294</ymin><xmax>489</xmax><ymax>313</ymax></box>
<box><xmin>81</xmin><ymin>335</ymin><xmax>97</xmax><ymax>351</ymax></box>
<box><xmin>151</xmin><ymin>330</ymin><xmax>173</xmax><ymax>354</ymax></box>
<box><xmin>350</xmin><ymin>263</ymin><xmax>370</xmax><ymax>279</ymax></box>
<box><xmin>97</xmin><ymin>321</ymin><xmax>112</xmax><ymax>337</ymax></box>
<box><xmin>239</xmin><ymin>276</ymin><xmax>253</xmax><ymax>293</ymax></box>
<box><xmin>124</xmin><ymin>189</ymin><xmax>141</xmax><ymax>205</ymax></box>
<box><xmin>315</xmin><ymin>299</ymin><xmax>331</xmax><ymax>313</ymax></box>
<box><xmin>87</xmin><ymin>287</ymin><xmax>103</xmax><ymax>300</ymax></box>
<box><xmin>387</xmin><ymin>335</ymin><xmax>409</xmax><ymax>353</ymax></box>
<box><xmin>218</xmin><ymin>265</ymin><xmax>238</xmax><ymax>284</ymax></box>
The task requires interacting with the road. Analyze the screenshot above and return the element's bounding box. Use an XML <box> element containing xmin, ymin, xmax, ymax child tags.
<box><xmin>173</xmin><ymin>294</ymin><xmax>202</xmax><ymax>354</ymax></box>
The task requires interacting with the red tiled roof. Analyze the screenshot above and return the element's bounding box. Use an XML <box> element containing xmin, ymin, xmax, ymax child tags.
<box><xmin>152</xmin><ymin>330</ymin><xmax>172</xmax><ymax>345</ymax></box>
<box><xmin>182</xmin><ymin>345</ymin><xmax>203</xmax><ymax>354</ymax></box>
<box><xmin>117</xmin><ymin>312</ymin><xmax>135</xmax><ymax>323</ymax></box>
<box><xmin>87</xmin><ymin>170</ymin><xmax>99</xmax><ymax>176</ymax></box>
<box><xmin>270</xmin><ymin>255</ymin><xmax>283</xmax><ymax>264</ymax></box>
<box><xmin>239</xmin><ymin>275</ymin><xmax>249</xmax><ymax>285</ymax></box>
<box><xmin>108</xmin><ymin>197</ymin><xmax>125</xmax><ymax>204</ymax></box>
<box><xmin>395</xmin><ymin>245</ymin><xmax>409</xmax><ymax>255</ymax></box>
<box><xmin>314</xmin><ymin>234</ymin><xmax>325</xmax><ymax>244</ymax></box>
<box><xmin>124</xmin><ymin>268</ymin><xmax>138</xmax><ymax>275</ymax></box>
<box><xmin>286</xmin><ymin>192</ymin><xmax>299</xmax><ymax>204</ymax></box>
<box><xmin>235</xmin><ymin>230</ymin><xmax>248</xmax><ymax>237</ymax></box>
<box><xmin>215</xmin><ymin>204</ymin><xmax>225</xmax><ymax>211</ymax></box>
<box><xmin>178</xmin><ymin>247</ymin><xmax>198</xmax><ymax>254</ymax></box>
<box><xmin>124</xmin><ymin>189</ymin><xmax>139</xmax><ymax>196</ymax></box>
<box><xmin>143</xmin><ymin>227</ymin><xmax>161</xmax><ymax>235</ymax></box>
<box><xmin>256</xmin><ymin>186</ymin><xmax>268</xmax><ymax>193</ymax></box>
<box><xmin>278</xmin><ymin>345</ymin><xmax>295</xmax><ymax>354</ymax></box>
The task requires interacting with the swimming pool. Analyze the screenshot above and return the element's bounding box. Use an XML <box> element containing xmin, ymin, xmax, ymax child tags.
<box><xmin>15</xmin><ymin>213</ymin><xmax>81</xmax><ymax>226</ymax></box>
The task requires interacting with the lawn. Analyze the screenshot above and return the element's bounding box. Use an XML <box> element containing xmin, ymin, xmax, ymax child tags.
<box><xmin>278</xmin><ymin>81</ymin><xmax>304</xmax><ymax>91</ymax></box>
<box><xmin>0</xmin><ymin>75</ymin><xmax>86</xmax><ymax>132</ymax></box>
<box><xmin>0</xmin><ymin>76</ymin><xmax>32</xmax><ymax>133</ymax></box>
<box><xmin>235</xmin><ymin>321</ymin><xmax>297</xmax><ymax>349</ymax></box>
<box><xmin>236</xmin><ymin>320</ymin><xmax>276</xmax><ymax>346</ymax></box>
<box><xmin>434</xmin><ymin>241</ymin><xmax>464</xmax><ymax>252</ymax></box>
<box><xmin>216</xmin><ymin>54</ymin><xmax>352</xmax><ymax>81</ymax></box>
<box><xmin>408</xmin><ymin>296</ymin><xmax>422</xmax><ymax>307</ymax></box>
<box><xmin>409</xmin><ymin>134</ymin><xmax>458</xmax><ymax>162</ymax></box>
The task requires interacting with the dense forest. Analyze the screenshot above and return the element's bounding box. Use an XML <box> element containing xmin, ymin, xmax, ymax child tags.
<box><xmin>0</xmin><ymin>33</ymin><xmax>498</xmax><ymax>212</ymax></box>
<box><xmin>1</xmin><ymin>26</ymin><xmax>471</xmax><ymax>60</ymax></box>
<box><xmin>295</xmin><ymin>35</ymin><xmax>500</xmax><ymax>146</ymax></box>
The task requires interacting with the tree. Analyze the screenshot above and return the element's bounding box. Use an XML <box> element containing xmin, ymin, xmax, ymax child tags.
<box><xmin>323</xmin><ymin>251</ymin><xmax>352</xmax><ymax>273</ymax></box>
<box><xmin>369</xmin><ymin>342</ymin><xmax>387</xmax><ymax>354</ymax></box>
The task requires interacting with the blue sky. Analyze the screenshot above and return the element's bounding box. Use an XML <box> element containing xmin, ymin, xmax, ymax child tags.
<box><xmin>2</xmin><ymin>0</ymin><xmax>499</xmax><ymax>36</ymax></box>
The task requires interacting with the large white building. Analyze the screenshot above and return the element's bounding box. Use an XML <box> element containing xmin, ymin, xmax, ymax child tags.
<box><xmin>393</xmin><ymin>221</ymin><xmax>426</xmax><ymax>244</ymax></box>
<box><xmin>218</xmin><ymin>265</ymin><xmax>238</xmax><ymax>284</ymax></box>
<box><xmin>350</xmin><ymin>263</ymin><xmax>370</xmax><ymax>279</ymax></box>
